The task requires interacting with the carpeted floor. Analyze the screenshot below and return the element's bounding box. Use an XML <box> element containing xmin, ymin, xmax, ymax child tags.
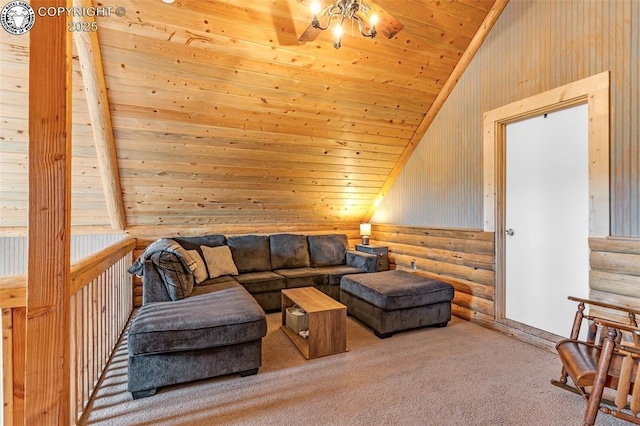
<box><xmin>80</xmin><ymin>314</ymin><xmax>628</xmax><ymax>426</ymax></box>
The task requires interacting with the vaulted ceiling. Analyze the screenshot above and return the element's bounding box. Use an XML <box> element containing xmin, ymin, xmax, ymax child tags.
<box><xmin>0</xmin><ymin>0</ymin><xmax>505</xmax><ymax>231</ymax></box>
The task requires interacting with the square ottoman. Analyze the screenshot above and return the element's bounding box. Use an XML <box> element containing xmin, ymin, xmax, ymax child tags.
<box><xmin>340</xmin><ymin>270</ymin><xmax>455</xmax><ymax>338</ymax></box>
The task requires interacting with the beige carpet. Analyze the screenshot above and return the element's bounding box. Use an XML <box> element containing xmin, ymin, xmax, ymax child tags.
<box><xmin>80</xmin><ymin>314</ymin><xmax>628</xmax><ymax>426</ymax></box>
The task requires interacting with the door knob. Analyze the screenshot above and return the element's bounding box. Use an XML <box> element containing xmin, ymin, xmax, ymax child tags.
<box><xmin>505</xmin><ymin>228</ymin><xmax>515</xmax><ymax>236</ymax></box>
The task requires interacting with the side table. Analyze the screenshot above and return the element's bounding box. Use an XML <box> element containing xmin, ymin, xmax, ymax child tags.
<box><xmin>355</xmin><ymin>244</ymin><xmax>389</xmax><ymax>271</ymax></box>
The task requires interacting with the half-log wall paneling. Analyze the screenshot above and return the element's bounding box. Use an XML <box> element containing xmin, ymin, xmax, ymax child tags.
<box><xmin>368</xmin><ymin>224</ymin><xmax>495</xmax><ymax>323</ymax></box>
<box><xmin>373</xmin><ymin>0</ymin><xmax>640</xmax><ymax>237</ymax></box>
<box><xmin>589</xmin><ymin>238</ymin><xmax>640</xmax><ymax>319</ymax></box>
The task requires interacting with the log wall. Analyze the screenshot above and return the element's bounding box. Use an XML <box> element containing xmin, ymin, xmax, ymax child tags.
<box><xmin>370</xmin><ymin>224</ymin><xmax>495</xmax><ymax>325</ymax></box>
<box><xmin>589</xmin><ymin>237</ymin><xmax>640</xmax><ymax>322</ymax></box>
<box><xmin>371</xmin><ymin>226</ymin><xmax>640</xmax><ymax>337</ymax></box>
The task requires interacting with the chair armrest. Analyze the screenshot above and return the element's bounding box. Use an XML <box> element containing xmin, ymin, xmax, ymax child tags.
<box><xmin>568</xmin><ymin>296</ymin><xmax>640</xmax><ymax>316</ymax></box>
<box><xmin>595</xmin><ymin>318</ymin><xmax>640</xmax><ymax>334</ymax></box>
<box><xmin>595</xmin><ymin>319</ymin><xmax>640</xmax><ymax>353</ymax></box>
<box><xmin>346</xmin><ymin>250</ymin><xmax>378</xmax><ymax>273</ymax></box>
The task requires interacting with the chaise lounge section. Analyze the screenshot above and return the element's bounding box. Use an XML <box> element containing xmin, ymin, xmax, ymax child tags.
<box><xmin>127</xmin><ymin>281</ymin><xmax>267</xmax><ymax>399</ymax></box>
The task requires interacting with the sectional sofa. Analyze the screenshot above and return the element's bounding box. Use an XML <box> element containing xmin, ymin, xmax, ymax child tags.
<box><xmin>127</xmin><ymin>233</ymin><xmax>377</xmax><ymax>398</ymax></box>
<box><xmin>136</xmin><ymin>233</ymin><xmax>378</xmax><ymax>310</ymax></box>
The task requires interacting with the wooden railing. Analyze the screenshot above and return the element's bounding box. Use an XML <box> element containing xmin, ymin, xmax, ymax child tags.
<box><xmin>1</xmin><ymin>237</ymin><xmax>135</xmax><ymax>425</ymax></box>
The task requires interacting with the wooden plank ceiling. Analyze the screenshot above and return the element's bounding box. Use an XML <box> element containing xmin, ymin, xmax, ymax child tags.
<box><xmin>0</xmin><ymin>0</ymin><xmax>499</xmax><ymax>230</ymax></box>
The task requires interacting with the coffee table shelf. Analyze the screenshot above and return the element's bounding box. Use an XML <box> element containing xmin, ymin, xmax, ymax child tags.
<box><xmin>281</xmin><ymin>287</ymin><xmax>347</xmax><ymax>359</ymax></box>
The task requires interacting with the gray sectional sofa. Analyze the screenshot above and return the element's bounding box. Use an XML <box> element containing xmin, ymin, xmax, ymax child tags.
<box><xmin>127</xmin><ymin>233</ymin><xmax>377</xmax><ymax>398</ymax></box>
<box><xmin>138</xmin><ymin>233</ymin><xmax>378</xmax><ymax>311</ymax></box>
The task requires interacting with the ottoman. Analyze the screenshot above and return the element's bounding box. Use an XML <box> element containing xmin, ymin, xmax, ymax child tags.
<box><xmin>340</xmin><ymin>270</ymin><xmax>454</xmax><ymax>338</ymax></box>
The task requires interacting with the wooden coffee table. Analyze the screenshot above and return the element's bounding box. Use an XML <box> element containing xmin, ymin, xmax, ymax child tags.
<box><xmin>281</xmin><ymin>287</ymin><xmax>347</xmax><ymax>359</ymax></box>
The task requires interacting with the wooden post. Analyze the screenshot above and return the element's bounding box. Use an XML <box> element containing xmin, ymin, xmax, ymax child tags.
<box><xmin>26</xmin><ymin>0</ymin><xmax>72</xmax><ymax>423</ymax></box>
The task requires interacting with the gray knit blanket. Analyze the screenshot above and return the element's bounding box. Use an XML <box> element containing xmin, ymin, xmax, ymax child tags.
<box><xmin>128</xmin><ymin>238</ymin><xmax>196</xmax><ymax>277</ymax></box>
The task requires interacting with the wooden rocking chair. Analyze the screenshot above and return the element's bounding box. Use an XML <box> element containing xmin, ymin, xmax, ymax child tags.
<box><xmin>552</xmin><ymin>296</ymin><xmax>640</xmax><ymax>425</ymax></box>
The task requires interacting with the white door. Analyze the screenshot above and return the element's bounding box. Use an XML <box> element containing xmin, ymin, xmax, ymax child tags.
<box><xmin>504</xmin><ymin>104</ymin><xmax>590</xmax><ymax>337</ymax></box>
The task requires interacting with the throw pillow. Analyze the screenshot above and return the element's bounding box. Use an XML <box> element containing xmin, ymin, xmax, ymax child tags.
<box><xmin>185</xmin><ymin>249</ymin><xmax>208</xmax><ymax>284</ymax></box>
<box><xmin>201</xmin><ymin>245</ymin><xmax>239</xmax><ymax>279</ymax></box>
<box><xmin>174</xmin><ymin>234</ymin><xmax>227</xmax><ymax>259</ymax></box>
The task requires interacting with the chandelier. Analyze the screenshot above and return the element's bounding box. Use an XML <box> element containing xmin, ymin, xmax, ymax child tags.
<box><xmin>305</xmin><ymin>0</ymin><xmax>380</xmax><ymax>49</ymax></box>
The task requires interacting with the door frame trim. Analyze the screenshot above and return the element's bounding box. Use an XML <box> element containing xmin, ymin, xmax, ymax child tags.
<box><xmin>482</xmin><ymin>72</ymin><xmax>610</xmax><ymax>320</ymax></box>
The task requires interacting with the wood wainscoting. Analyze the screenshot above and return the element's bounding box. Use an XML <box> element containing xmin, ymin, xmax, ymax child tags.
<box><xmin>589</xmin><ymin>237</ymin><xmax>640</xmax><ymax>321</ymax></box>
<box><xmin>370</xmin><ymin>224</ymin><xmax>495</xmax><ymax>326</ymax></box>
<box><xmin>370</xmin><ymin>226</ymin><xmax>640</xmax><ymax>351</ymax></box>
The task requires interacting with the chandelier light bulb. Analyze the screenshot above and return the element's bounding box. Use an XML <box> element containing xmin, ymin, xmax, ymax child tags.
<box><xmin>300</xmin><ymin>0</ymin><xmax>399</xmax><ymax>48</ymax></box>
<box><xmin>310</xmin><ymin>1</ymin><xmax>322</xmax><ymax>16</ymax></box>
<box><xmin>333</xmin><ymin>24</ymin><xmax>343</xmax><ymax>49</ymax></box>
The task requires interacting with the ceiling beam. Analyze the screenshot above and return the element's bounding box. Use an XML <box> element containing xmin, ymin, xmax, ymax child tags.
<box><xmin>361</xmin><ymin>0</ymin><xmax>510</xmax><ymax>223</ymax></box>
<box><xmin>73</xmin><ymin>0</ymin><xmax>126</xmax><ymax>230</ymax></box>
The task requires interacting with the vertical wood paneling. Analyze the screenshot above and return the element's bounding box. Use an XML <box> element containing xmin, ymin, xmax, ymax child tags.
<box><xmin>0</xmin><ymin>238</ymin><xmax>27</xmax><ymax>275</ymax></box>
<box><xmin>0</xmin><ymin>234</ymin><xmax>125</xmax><ymax>275</ymax></box>
<box><xmin>374</xmin><ymin>0</ymin><xmax>640</xmax><ymax>238</ymax></box>
<box><xmin>69</xmin><ymin>234</ymin><xmax>126</xmax><ymax>263</ymax></box>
